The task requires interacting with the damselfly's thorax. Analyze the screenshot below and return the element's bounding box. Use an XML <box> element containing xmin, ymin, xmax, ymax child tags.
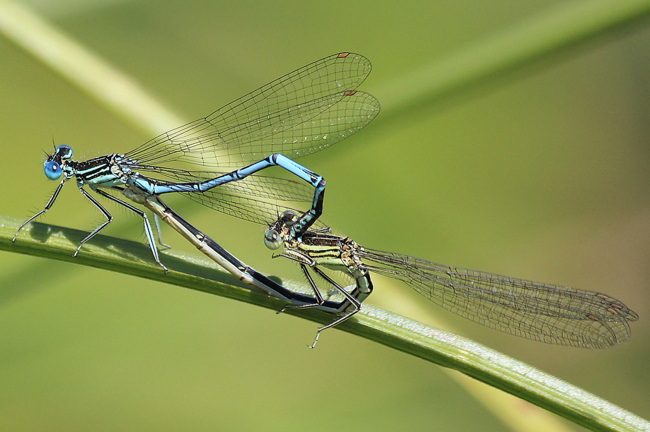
<box><xmin>296</xmin><ymin>232</ymin><xmax>365</xmax><ymax>270</ymax></box>
<box><xmin>68</xmin><ymin>154</ymin><xmax>127</xmax><ymax>188</ymax></box>
<box><xmin>264</xmin><ymin>210</ymin><xmax>365</xmax><ymax>271</ymax></box>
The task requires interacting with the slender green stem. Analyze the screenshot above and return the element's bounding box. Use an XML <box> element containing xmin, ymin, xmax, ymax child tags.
<box><xmin>381</xmin><ymin>0</ymin><xmax>650</xmax><ymax>118</ymax></box>
<box><xmin>2</xmin><ymin>216</ymin><xmax>647</xmax><ymax>432</ymax></box>
<box><xmin>0</xmin><ymin>0</ymin><xmax>184</xmax><ymax>136</ymax></box>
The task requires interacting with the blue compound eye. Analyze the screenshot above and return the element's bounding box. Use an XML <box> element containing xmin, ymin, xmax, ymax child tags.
<box><xmin>44</xmin><ymin>160</ymin><xmax>62</xmax><ymax>180</ymax></box>
<box><xmin>56</xmin><ymin>145</ymin><xmax>73</xmax><ymax>160</ymax></box>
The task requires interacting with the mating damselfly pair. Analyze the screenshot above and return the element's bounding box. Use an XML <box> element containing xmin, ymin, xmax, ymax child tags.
<box><xmin>14</xmin><ymin>52</ymin><xmax>638</xmax><ymax>349</ymax></box>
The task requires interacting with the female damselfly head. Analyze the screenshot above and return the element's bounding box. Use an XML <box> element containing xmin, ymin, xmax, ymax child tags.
<box><xmin>43</xmin><ymin>145</ymin><xmax>73</xmax><ymax>180</ymax></box>
<box><xmin>264</xmin><ymin>210</ymin><xmax>301</xmax><ymax>250</ymax></box>
<box><xmin>263</xmin><ymin>229</ymin><xmax>283</xmax><ymax>250</ymax></box>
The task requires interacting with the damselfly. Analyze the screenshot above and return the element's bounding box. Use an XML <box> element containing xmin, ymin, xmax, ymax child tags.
<box><xmin>264</xmin><ymin>211</ymin><xmax>639</xmax><ymax>348</ymax></box>
<box><xmin>14</xmin><ymin>53</ymin><xmax>380</xmax><ymax>273</ymax></box>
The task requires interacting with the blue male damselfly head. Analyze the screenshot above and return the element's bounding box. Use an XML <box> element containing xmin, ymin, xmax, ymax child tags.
<box><xmin>43</xmin><ymin>145</ymin><xmax>73</xmax><ymax>180</ymax></box>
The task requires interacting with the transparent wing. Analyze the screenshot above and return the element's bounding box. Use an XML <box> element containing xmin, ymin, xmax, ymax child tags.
<box><xmin>359</xmin><ymin>248</ymin><xmax>639</xmax><ymax>348</ymax></box>
<box><xmin>180</xmin><ymin>191</ymin><xmax>328</xmax><ymax>229</ymax></box>
<box><xmin>126</xmin><ymin>52</ymin><xmax>380</xmax><ymax>168</ymax></box>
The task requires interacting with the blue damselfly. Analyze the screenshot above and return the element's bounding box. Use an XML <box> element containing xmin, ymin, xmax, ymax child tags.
<box><xmin>14</xmin><ymin>53</ymin><xmax>380</xmax><ymax>278</ymax></box>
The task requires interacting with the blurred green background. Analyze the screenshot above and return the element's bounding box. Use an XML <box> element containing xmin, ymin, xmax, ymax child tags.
<box><xmin>1</xmin><ymin>0</ymin><xmax>649</xmax><ymax>431</ymax></box>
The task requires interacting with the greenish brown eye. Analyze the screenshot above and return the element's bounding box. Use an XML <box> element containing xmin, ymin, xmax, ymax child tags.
<box><xmin>264</xmin><ymin>229</ymin><xmax>282</xmax><ymax>250</ymax></box>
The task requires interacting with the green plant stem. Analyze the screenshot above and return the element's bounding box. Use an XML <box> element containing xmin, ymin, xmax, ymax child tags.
<box><xmin>0</xmin><ymin>0</ymin><xmax>184</xmax><ymax>136</ymax></box>
<box><xmin>381</xmin><ymin>0</ymin><xmax>650</xmax><ymax>118</ymax></box>
<box><xmin>1</xmin><ymin>216</ymin><xmax>647</xmax><ymax>432</ymax></box>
